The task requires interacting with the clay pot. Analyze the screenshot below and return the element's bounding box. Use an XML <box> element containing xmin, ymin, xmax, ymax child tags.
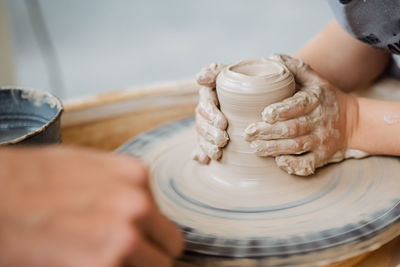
<box><xmin>215</xmin><ymin>58</ymin><xmax>295</xmax><ymax>167</ymax></box>
<box><xmin>204</xmin><ymin>59</ymin><xmax>295</xmax><ymax>202</ymax></box>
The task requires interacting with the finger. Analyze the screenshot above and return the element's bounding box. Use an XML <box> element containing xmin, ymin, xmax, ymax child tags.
<box><xmin>198</xmin><ymin>135</ymin><xmax>222</xmax><ymax>160</ymax></box>
<box><xmin>123</xmin><ymin>190</ymin><xmax>183</xmax><ymax>259</ymax></box>
<box><xmin>269</xmin><ymin>54</ymin><xmax>323</xmax><ymax>86</ymax></box>
<box><xmin>196</xmin><ymin>106</ymin><xmax>228</xmax><ymax>130</ymax></box>
<box><xmin>97</xmin><ymin>184</ymin><xmax>158</xmax><ymax>218</ymax></box>
<box><xmin>192</xmin><ymin>145</ymin><xmax>211</xmax><ymax>164</ymax></box>
<box><xmin>62</xmin><ymin>148</ymin><xmax>151</xmax><ymax>192</ymax></box>
<box><xmin>199</xmin><ymin>86</ymin><xmax>219</xmax><ymax>106</ymax></box>
<box><xmin>139</xmin><ymin>208</ymin><xmax>184</xmax><ymax>258</ymax></box>
<box><xmin>196</xmin><ymin>113</ymin><xmax>229</xmax><ymax>147</ymax></box>
<box><xmin>198</xmin><ymin>87</ymin><xmax>228</xmax><ymax>129</ymax></box>
<box><xmin>262</xmin><ymin>90</ymin><xmax>320</xmax><ymax>123</ymax></box>
<box><xmin>101</xmin><ymin>154</ymin><xmax>151</xmax><ymax>193</ymax></box>
<box><xmin>127</xmin><ymin>229</ymin><xmax>172</xmax><ymax>267</ymax></box>
<box><xmin>119</xmin><ymin>163</ymin><xmax>151</xmax><ymax>194</ymax></box>
<box><xmin>275</xmin><ymin>153</ymin><xmax>318</xmax><ymax>176</ymax></box>
<box><xmin>245</xmin><ymin>117</ymin><xmax>313</xmax><ymax>141</ymax></box>
<box><xmin>196</xmin><ymin>63</ymin><xmax>226</xmax><ymax>88</ymax></box>
<box><xmin>250</xmin><ymin>135</ymin><xmax>319</xmax><ymax>157</ymax></box>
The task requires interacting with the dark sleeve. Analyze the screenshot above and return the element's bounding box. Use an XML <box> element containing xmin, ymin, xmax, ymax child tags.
<box><xmin>327</xmin><ymin>0</ymin><xmax>400</xmax><ymax>54</ymax></box>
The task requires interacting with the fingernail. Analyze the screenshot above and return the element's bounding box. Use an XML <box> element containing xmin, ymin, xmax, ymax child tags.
<box><xmin>303</xmin><ymin>141</ymin><xmax>312</xmax><ymax>150</ymax></box>
<box><xmin>249</xmin><ymin>141</ymin><xmax>259</xmax><ymax>149</ymax></box>
<box><xmin>245</xmin><ymin>124</ymin><xmax>257</xmax><ymax>135</ymax></box>
<box><xmin>262</xmin><ymin>107</ymin><xmax>276</xmax><ymax>123</ymax></box>
<box><xmin>215</xmin><ymin>114</ymin><xmax>228</xmax><ymax>129</ymax></box>
<box><xmin>210</xmin><ymin>150</ymin><xmax>222</xmax><ymax>160</ymax></box>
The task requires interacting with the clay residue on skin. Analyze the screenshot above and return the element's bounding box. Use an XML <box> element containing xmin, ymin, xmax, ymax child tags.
<box><xmin>193</xmin><ymin>63</ymin><xmax>229</xmax><ymax>163</ymax></box>
<box><xmin>192</xmin><ymin>145</ymin><xmax>210</xmax><ymax>164</ymax></box>
<box><xmin>197</xmin><ymin>87</ymin><xmax>228</xmax><ymax>130</ymax></box>
<box><xmin>245</xmin><ymin>54</ymin><xmax>360</xmax><ymax>176</ymax></box>
<box><xmin>246</xmin><ymin>81</ymin><xmax>341</xmax><ymax>176</ymax></box>
<box><xmin>197</xmin><ymin>135</ymin><xmax>222</xmax><ymax>160</ymax></box>
<box><xmin>21</xmin><ymin>89</ymin><xmax>62</xmax><ymax>109</ymax></box>
<box><xmin>196</xmin><ymin>113</ymin><xmax>229</xmax><ymax>147</ymax></box>
<box><xmin>196</xmin><ymin>63</ymin><xmax>226</xmax><ymax>89</ymax></box>
<box><xmin>383</xmin><ymin>114</ymin><xmax>400</xmax><ymax>125</ymax></box>
<box><xmin>261</xmin><ymin>89</ymin><xmax>320</xmax><ymax>124</ymax></box>
<box><xmin>343</xmin><ymin>149</ymin><xmax>369</xmax><ymax>159</ymax></box>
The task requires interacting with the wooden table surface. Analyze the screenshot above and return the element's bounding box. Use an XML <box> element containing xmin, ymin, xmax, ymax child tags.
<box><xmin>61</xmin><ymin>80</ymin><xmax>400</xmax><ymax>267</ymax></box>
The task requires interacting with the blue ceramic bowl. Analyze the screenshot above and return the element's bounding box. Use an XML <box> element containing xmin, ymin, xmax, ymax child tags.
<box><xmin>0</xmin><ymin>87</ymin><xmax>63</xmax><ymax>145</ymax></box>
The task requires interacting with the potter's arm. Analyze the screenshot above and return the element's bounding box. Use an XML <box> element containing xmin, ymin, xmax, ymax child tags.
<box><xmin>295</xmin><ymin>20</ymin><xmax>391</xmax><ymax>92</ymax></box>
<box><xmin>349</xmin><ymin>97</ymin><xmax>400</xmax><ymax>155</ymax></box>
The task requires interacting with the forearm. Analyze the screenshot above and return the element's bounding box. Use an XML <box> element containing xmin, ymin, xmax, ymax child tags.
<box><xmin>348</xmin><ymin>97</ymin><xmax>400</xmax><ymax>155</ymax></box>
<box><xmin>295</xmin><ymin>21</ymin><xmax>391</xmax><ymax>92</ymax></box>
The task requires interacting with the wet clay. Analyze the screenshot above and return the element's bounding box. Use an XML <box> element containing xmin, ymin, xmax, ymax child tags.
<box><xmin>19</xmin><ymin>89</ymin><xmax>62</xmax><ymax>109</ymax></box>
<box><xmin>384</xmin><ymin>114</ymin><xmax>400</xmax><ymax>125</ymax></box>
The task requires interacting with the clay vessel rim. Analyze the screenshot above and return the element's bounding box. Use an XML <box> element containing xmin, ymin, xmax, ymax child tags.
<box><xmin>225</xmin><ymin>58</ymin><xmax>291</xmax><ymax>80</ymax></box>
<box><xmin>217</xmin><ymin>58</ymin><xmax>295</xmax><ymax>94</ymax></box>
<box><xmin>216</xmin><ymin>79</ymin><xmax>295</xmax><ymax>94</ymax></box>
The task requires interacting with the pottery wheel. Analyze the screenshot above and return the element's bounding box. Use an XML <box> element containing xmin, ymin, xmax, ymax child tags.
<box><xmin>117</xmin><ymin>117</ymin><xmax>400</xmax><ymax>266</ymax></box>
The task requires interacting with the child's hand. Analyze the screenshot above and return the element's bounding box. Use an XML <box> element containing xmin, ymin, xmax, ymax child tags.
<box><xmin>193</xmin><ymin>63</ymin><xmax>229</xmax><ymax>164</ymax></box>
<box><xmin>245</xmin><ymin>54</ymin><xmax>368</xmax><ymax>176</ymax></box>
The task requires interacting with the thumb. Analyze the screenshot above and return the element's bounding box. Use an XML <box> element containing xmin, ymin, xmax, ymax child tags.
<box><xmin>196</xmin><ymin>63</ymin><xmax>226</xmax><ymax>88</ymax></box>
<box><xmin>269</xmin><ymin>54</ymin><xmax>323</xmax><ymax>87</ymax></box>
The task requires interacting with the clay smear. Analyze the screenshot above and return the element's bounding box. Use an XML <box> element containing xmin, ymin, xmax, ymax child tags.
<box><xmin>383</xmin><ymin>114</ymin><xmax>400</xmax><ymax>125</ymax></box>
<box><xmin>21</xmin><ymin>89</ymin><xmax>62</xmax><ymax>109</ymax></box>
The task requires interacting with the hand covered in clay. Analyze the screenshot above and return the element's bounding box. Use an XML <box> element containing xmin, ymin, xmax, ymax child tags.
<box><xmin>193</xmin><ymin>63</ymin><xmax>229</xmax><ymax>164</ymax></box>
<box><xmin>245</xmin><ymin>54</ymin><xmax>368</xmax><ymax>176</ymax></box>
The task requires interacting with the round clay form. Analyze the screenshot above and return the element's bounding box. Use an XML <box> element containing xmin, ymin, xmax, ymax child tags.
<box><xmin>195</xmin><ymin>58</ymin><xmax>296</xmax><ymax>209</ymax></box>
<box><xmin>215</xmin><ymin>58</ymin><xmax>295</xmax><ymax>167</ymax></box>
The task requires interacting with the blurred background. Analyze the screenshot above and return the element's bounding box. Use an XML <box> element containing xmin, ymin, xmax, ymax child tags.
<box><xmin>0</xmin><ymin>0</ymin><xmax>333</xmax><ymax>100</ymax></box>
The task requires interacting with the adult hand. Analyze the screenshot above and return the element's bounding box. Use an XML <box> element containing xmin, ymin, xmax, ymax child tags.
<box><xmin>0</xmin><ymin>146</ymin><xmax>183</xmax><ymax>267</ymax></box>
<box><xmin>193</xmin><ymin>63</ymin><xmax>229</xmax><ymax>164</ymax></box>
<box><xmin>245</xmin><ymin>54</ymin><xmax>368</xmax><ymax>176</ymax></box>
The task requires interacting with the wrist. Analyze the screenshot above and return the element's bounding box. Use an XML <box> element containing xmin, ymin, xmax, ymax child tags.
<box><xmin>343</xmin><ymin>93</ymin><xmax>360</xmax><ymax>150</ymax></box>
